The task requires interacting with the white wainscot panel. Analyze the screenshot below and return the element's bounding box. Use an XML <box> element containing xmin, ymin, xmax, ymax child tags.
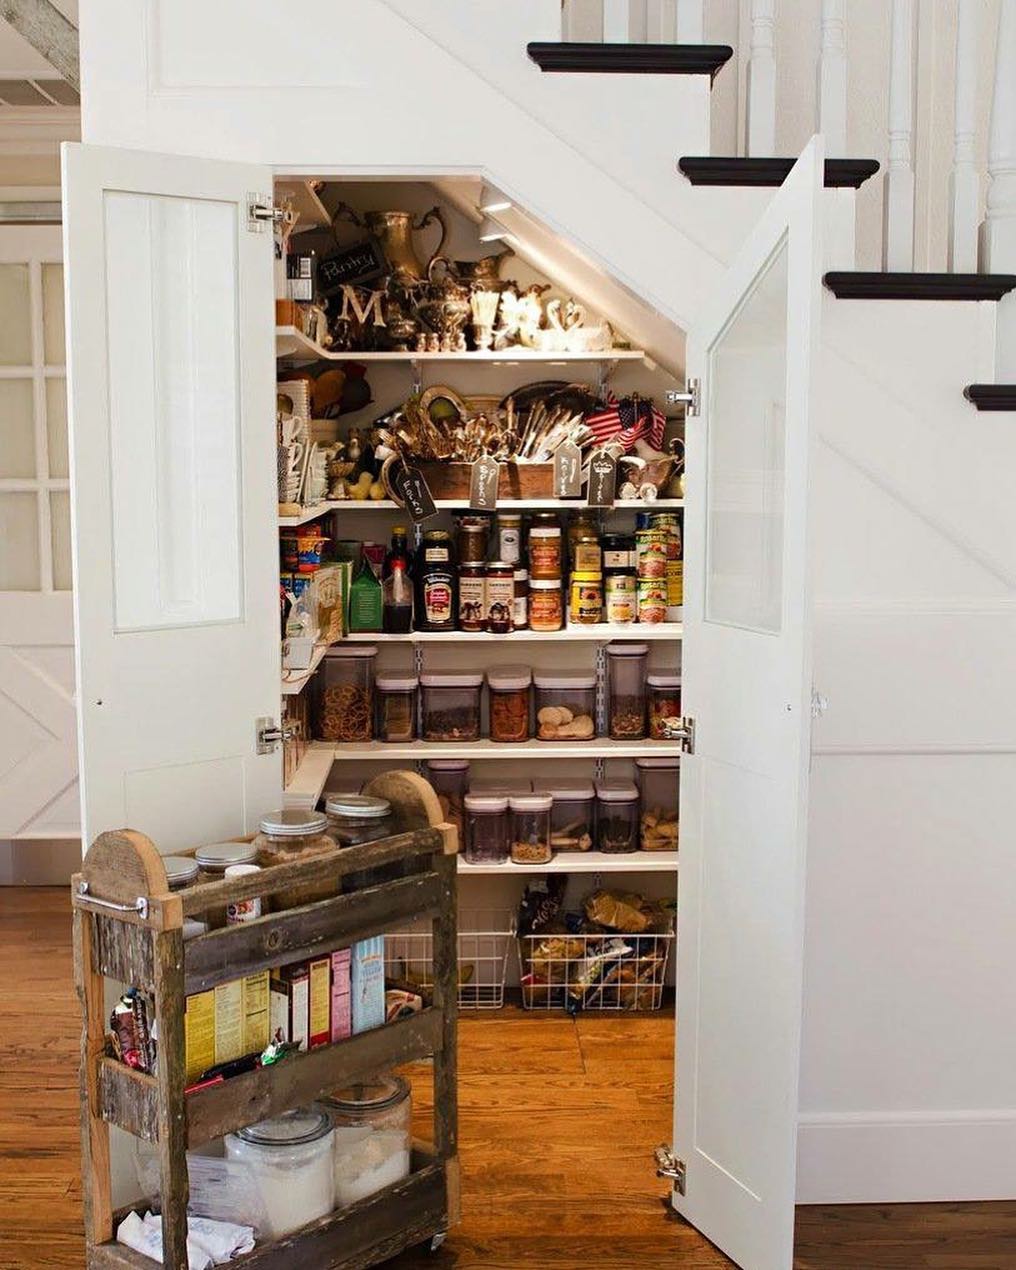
<box><xmin>125</xmin><ymin>755</ymin><xmax>246</xmax><ymax>852</ymax></box>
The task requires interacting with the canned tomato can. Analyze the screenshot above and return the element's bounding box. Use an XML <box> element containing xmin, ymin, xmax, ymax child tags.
<box><xmin>636</xmin><ymin>529</ymin><xmax>669</xmax><ymax>580</ymax></box>
<box><xmin>637</xmin><ymin>579</ymin><xmax>668</xmax><ymax>624</ymax></box>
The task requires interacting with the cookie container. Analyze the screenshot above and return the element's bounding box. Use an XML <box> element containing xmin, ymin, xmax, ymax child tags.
<box><xmin>533</xmin><ymin>671</ymin><xmax>597</xmax><ymax>741</ymax></box>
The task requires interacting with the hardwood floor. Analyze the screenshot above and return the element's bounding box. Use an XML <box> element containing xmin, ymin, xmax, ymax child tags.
<box><xmin>2</xmin><ymin>888</ymin><xmax>1015</xmax><ymax>1270</ymax></box>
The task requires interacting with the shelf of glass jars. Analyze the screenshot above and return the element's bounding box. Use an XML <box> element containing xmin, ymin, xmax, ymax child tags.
<box><xmin>325</xmin><ymin>738</ymin><xmax>679</xmax><ymax>760</ymax></box>
<box><xmin>278</xmin><ymin>497</ymin><xmax>683</xmax><ymax>525</ymax></box>
<box><xmin>276</xmin><ymin>325</ymin><xmax>651</xmax><ymax>367</ymax></box>
<box><xmin>366</xmin><ymin>624</ymin><xmax>682</xmax><ymax>643</ymax></box>
<box><xmin>457</xmin><ymin>850</ymin><xmax>678</xmax><ymax>875</ymax></box>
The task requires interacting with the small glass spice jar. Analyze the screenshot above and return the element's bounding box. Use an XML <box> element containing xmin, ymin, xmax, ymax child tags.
<box><xmin>485</xmin><ymin>561</ymin><xmax>515</xmax><ymax>634</ymax></box>
<box><xmin>648</xmin><ymin>672</ymin><xmax>682</xmax><ymax>739</ymax></box>
<box><xmin>529</xmin><ymin>578</ymin><xmax>563</xmax><ymax>632</ymax></box>
<box><xmin>568</xmin><ymin>570</ymin><xmax>603</xmax><ymax>625</ymax></box>
<box><xmin>605</xmin><ymin>642</ymin><xmax>648</xmax><ymax>739</ymax></box>
<box><xmin>487</xmin><ymin>664</ymin><xmax>532</xmax><ymax>742</ymax></box>
<box><xmin>425</xmin><ymin>759</ymin><xmax>469</xmax><ymax>837</ymax></box>
<box><xmin>195</xmin><ymin>840</ymin><xmax>258</xmax><ymax>929</ymax></box>
<box><xmin>509</xmin><ymin>793</ymin><xmax>553</xmax><ymax>865</ymax></box>
<box><xmin>458</xmin><ymin>564</ymin><xmax>487</xmax><ymax>631</ymax></box>
<box><xmin>595</xmin><ymin>780</ymin><xmax>640</xmax><ymax>853</ymax></box>
<box><xmin>463</xmin><ymin>793</ymin><xmax>510</xmax><ymax>865</ymax></box>
<box><xmin>254</xmin><ymin>809</ymin><xmax>338</xmax><ymax>911</ymax></box>
<box><xmin>375</xmin><ymin>672</ymin><xmax>418</xmax><ymax>743</ymax></box>
<box><xmin>513</xmin><ymin>567</ymin><xmax>529</xmax><ymax>630</ymax></box>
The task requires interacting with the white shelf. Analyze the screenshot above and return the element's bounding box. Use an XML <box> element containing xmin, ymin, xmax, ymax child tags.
<box><xmin>283</xmin><ymin>744</ymin><xmax>334</xmax><ymax>810</ymax></box>
<box><xmin>321</xmin><ymin>498</ymin><xmax>683</xmax><ymax>511</ymax></box>
<box><xmin>275</xmin><ymin>180</ymin><xmax>330</xmax><ymax>233</ymax></box>
<box><xmin>363</xmin><ymin>624</ymin><xmax>682</xmax><ymax>643</ymax></box>
<box><xmin>457</xmin><ymin>851</ymin><xmax>678</xmax><ymax>875</ymax></box>
<box><xmin>326</xmin><ymin>739</ymin><xmax>679</xmax><ymax>760</ymax></box>
<box><xmin>278</xmin><ymin>503</ymin><xmax>334</xmax><ymax>527</ymax></box>
<box><xmin>280</xmin><ymin>643</ymin><xmax>329</xmax><ymax>695</ymax></box>
<box><xmin>276</xmin><ymin>325</ymin><xmax>649</xmax><ymax>366</ymax></box>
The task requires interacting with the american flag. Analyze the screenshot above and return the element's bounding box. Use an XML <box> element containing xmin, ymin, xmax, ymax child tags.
<box><xmin>584</xmin><ymin>394</ymin><xmax>667</xmax><ymax>452</ymax></box>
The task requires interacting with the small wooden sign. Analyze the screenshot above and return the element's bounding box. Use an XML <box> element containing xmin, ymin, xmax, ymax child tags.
<box><xmin>318</xmin><ymin>238</ymin><xmax>387</xmax><ymax>296</ymax></box>
<box><xmin>392</xmin><ymin>463</ymin><xmax>438</xmax><ymax>524</ymax></box>
<box><xmin>586</xmin><ymin>447</ymin><xmax>617</xmax><ymax>508</ymax></box>
<box><xmin>469</xmin><ymin>456</ymin><xmax>500</xmax><ymax>511</ymax></box>
<box><xmin>553</xmin><ymin>440</ymin><xmax>582</xmax><ymax>499</ymax></box>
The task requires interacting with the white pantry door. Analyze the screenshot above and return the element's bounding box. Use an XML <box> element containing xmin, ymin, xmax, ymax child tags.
<box><xmin>62</xmin><ymin>144</ymin><xmax>282</xmax><ymax>853</ymax></box>
<box><xmin>672</xmin><ymin>137</ymin><xmax>824</xmax><ymax>1270</ymax></box>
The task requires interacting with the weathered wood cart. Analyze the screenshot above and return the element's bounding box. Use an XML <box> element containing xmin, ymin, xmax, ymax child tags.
<box><xmin>72</xmin><ymin>771</ymin><xmax>459</xmax><ymax>1269</ymax></box>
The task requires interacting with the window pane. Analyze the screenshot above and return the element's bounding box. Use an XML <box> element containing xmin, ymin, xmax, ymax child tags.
<box><xmin>104</xmin><ymin>190</ymin><xmax>242</xmax><ymax>630</ymax></box>
<box><xmin>50</xmin><ymin>490</ymin><xmax>72</xmax><ymax>590</ymax></box>
<box><xmin>42</xmin><ymin>263</ymin><xmax>65</xmax><ymax>365</ymax></box>
<box><xmin>705</xmin><ymin>239</ymin><xmax>788</xmax><ymax>634</ymax></box>
<box><xmin>0</xmin><ymin>492</ymin><xmax>40</xmax><ymax>590</ymax></box>
<box><xmin>46</xmin><ymin>377</ymin><xmax>69</xmax><ymax>478</ymax></box>
<box><xmin>0</xmin><ymin>263</ymin><xmax>31</xmax><ymax>365</ymax></box>
<box><xmin>0</xmin><ymin>379</ymin><xmax>36</xmax><ymax>477</ymax></box>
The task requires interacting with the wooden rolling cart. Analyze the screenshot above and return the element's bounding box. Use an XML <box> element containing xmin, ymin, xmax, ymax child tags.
<box><xmin>72</xmin><ymin>772</ymin><xmax>459</xmax><ymax>1269</ymax></box>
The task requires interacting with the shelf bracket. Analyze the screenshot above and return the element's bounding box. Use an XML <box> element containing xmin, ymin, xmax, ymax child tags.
<box><xmin>597</xmin><ymin>358</ymin><xmax>619</xmax><ymax>397</ymax></box>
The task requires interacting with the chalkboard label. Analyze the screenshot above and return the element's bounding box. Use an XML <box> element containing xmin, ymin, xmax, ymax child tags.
<box><xmin>318</xmin><ymin>238</ymin><xmax>387</xmax><ymax>296</ymax></box>
<box><xmin>586</xmin><ymin>448</ymin><xmax>617</xmax><ymax>508</ymax></box>
<box><xmin>553</xmin><ymin>440</ymin><xmax>582</xmax><ymax>499</ymax></box>
<box><xmin>392</xmin><ymin>463</ymin><xmax>438</xmax><ymax>524</ymax></box>
<box><xmin>469</xmin><ymin>456</ymin><xmax>500</xmax><ymax>511</ymax></box>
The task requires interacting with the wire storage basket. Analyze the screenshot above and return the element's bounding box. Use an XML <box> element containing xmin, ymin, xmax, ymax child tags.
<box><xmin>518</xmin><ymin>929</ymin><xmax>674</xmax><ymax>1012</ymax></box>
<box><xmin>385</xmin><ymin>908</ymin><xmax>515</xmax><ymax>1010</ymax></box>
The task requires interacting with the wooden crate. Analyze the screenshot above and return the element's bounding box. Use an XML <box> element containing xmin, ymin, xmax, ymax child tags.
<box><xmin>73</xmin><ymin>771</ymin><xmax>460</xmax><ymax>1270</ymax></box>
<box><xmin>416</xmin><ymin>459</ymin><xmax>555</xmax><ymax>499</ymax></box>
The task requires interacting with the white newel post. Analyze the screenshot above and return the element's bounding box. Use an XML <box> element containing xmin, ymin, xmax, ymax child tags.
<box><xmin>675</xmin><ymin>0</ymin><xmax>704</xmax><ymax>43</ymax></box>
<box><xmin>745</xmin><ymin>0</ymin><xmax>777</xmax><ymax>156</ymax></box>
<box><xmin>883</xmin><ymin>0</ymin><xmax>916</xmax><ymax>270</ymax></box>
<box><xmin>949</xmin><ymin>0</ymin><xmax>980</xmax><ymax>273</ymax></box>
<box><xmin>817</xmin><ymin>0</ymin><xmax>847</xmax><ymax>157</ymax></box>
<box><xmin>983</xmin><ymin>0</ymin><xmax>1016</xmax><ymax>378</ymax></box>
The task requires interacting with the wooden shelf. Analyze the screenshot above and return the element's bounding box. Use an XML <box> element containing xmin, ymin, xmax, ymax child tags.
<box><xmin>362</xmin><ymin>623</ymin><xmax>682</xmax><ymax>643</ymax></box>
<box><xmin>284</xmin><ymin>744</ymin><xmax>334</xmax><ymax>809</ymax></box>
<box><xmin>526</xmin><ymin>41</ymin><xmax>733</xmax><ymax>79</ymax></box>
<box><xmin>281</xmin><ymin>643</ymin><xmax>328</xmax><ymax>695</ymax></box>
<box><xmin>458</xmin><ymin>850</ymin><xmax>678</xmax><ymax>875</ymax></box>
<box><xmin>278</xmin><ymin>503</ymin><xmax>334</xmax><ymax>527</ymax></box>
<box><xmin>328</xmin><ymin>739</ymin><xmax>679</xmax><ymax>760</ymax></box>
<box><xmin>277</xmin><ymin>325</ymin><xmax>649</xmax><ymax>366</ymax></box>
<box><xmin>678</xmin><ymin>156</ymin><xmax>880</xmax><ymax>188</ymax></box>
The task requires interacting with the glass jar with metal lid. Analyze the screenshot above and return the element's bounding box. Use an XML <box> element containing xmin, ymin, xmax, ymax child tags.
<box><xmin>324</xmin><ymin>1074</ymin><xmax>411</xmax><ymax>1206</ymax></box>
<box><xmin>195</xmin><ymin>840</ymin><xmax>258</xmax><ymax>929</ymax></box>
<box><xmin>254</xmin><ymin>809</ymin><xmax>338</xmax><ymax>911</ymax></box>
<box><xmin>224</xmin><ymin>1106</ymin><xmax>334</xmax><ymax>1238</ymax></box>
<box><xmin>164</xmin><ymin>856</ymin><xmax>206</xmax><ymax>939</ymax></box>
<box><xmin>325</xmin><ymin>794</ymin><xmax>398</xmax><ymax>890</ymax></box>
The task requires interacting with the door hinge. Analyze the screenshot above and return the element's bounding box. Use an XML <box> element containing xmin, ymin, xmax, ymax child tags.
<box><xmin>665</xmin><ymin>377</ymin><xmax>700</xmax><ymax>417</ymax></box>
<box><xmin>247</xmin><ymin>194</ymin><xmax>285</xmax><ymax>233</ymax></box>
<box><xmin>661</xmin><ymin>714</ymin><xmax>695</xmax><ymax>753</ymax></box>
<box><xmin>256</xmin><ymin>716</ymin><xmax>294</xmax><ymax>755</ymax></box>
<box><xmin>655</xmin><ymin>1144</ymin><xmax>687</xmax><ymax>1195</ymax></box>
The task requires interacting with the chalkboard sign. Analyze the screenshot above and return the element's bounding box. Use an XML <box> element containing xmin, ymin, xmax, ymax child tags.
<box><xmin>469</xmin><ymin>456</ymin><xmax>500</xmax><ymax>511</ymax></box>
<box><xmin>318</xmin><ymin>238</ymin><xmax>387</xmax><ymax>296</ymax></box>
<box><xmin>586</xmin><ymin>447</ymin><xmax>617</xmax><ymax>509</ymax></box>
<box><xmin>392</xmin><ymin>463</ymin><xmax>438</xmax><ymax>524</ymax></box>
<box><xmin>553</xmin><ymin>440</ymin><xmax>582</xmax><ymax>499</ymax></box>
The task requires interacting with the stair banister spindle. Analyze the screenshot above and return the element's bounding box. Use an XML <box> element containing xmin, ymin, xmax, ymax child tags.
<box><xmin>949</xmin><ymin>0</ymin><xmax>980</xmax><ymax>273</ymax></box>
<box><xmin>675</xmin><ymin>0</ymin><xmax>704</xmax><ymax>43</ymax></box>
<box><xmin>646</xmin><ymin>0</ymin><xmax>677</xmax><ymax>43</ymax></box>
<box><xmin>745</xmin><ymin>0</ymin><xmax>777</xmax><ymax>157</ymax></box>
<box><xmin>603</xmin><ymin>1</ymin><xmax>645</xmax><ymax>43</ymax></box>
<box><xmin>983</xmin><ymin>0</ymin><xmax>1016</xmax><ymax>376</ymax></box>
<box><xmin>883</xmin><ymin>0</ymin><xmax>916</xmax><ymax>270</ymax></box>
<box><xmin>561</xmin><ymin>0</ymin><xmax>602</xmax><ymax>41</ymax></box>
<box><xmin>817</xmin><ymin>0</ymin><xmax>847</xmax><ymax>157</ymax></box>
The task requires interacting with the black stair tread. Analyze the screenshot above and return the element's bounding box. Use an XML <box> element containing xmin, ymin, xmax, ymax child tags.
<box><xmin>824</xmin><ymin>272</ymin><xmax>1016</xmax><ymax>301</ymax></box>
<box><xmin>678</xmin><ymin>156</ymin><xmax>879</xmax><ymax>188</ymax></box>
<box><xmin>964</xmin><ymin>385</ymin><xmax>1016</xmax><ymax>410</ymax></box>
<box><xmin>527</xmin><ymin>42</ymin><xmax>732</xmax><ymax>79</ymax></box>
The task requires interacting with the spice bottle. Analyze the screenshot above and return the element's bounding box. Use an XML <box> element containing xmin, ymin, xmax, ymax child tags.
<box><xmin>415</xmin><ymin>530</ymin><xmax>456</xmax><ymax>632</ymax></box>
<box><xmin>485</xmin><ymin>561</ymin><xmax>515</xmax><ymax>634</ymax></box>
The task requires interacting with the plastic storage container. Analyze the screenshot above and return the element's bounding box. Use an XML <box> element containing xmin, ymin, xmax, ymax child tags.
<box><xmin>635</xmin><ymin>757</ymin><xmax>680</xmax><ymax>851</ymax></box>
<box><xmin>317</xmin><ymin>645</ymin><xmax>377</xmax><ymax>742</ymax></box>
<box><xmin>509</xmin><ymin>793</ymin><xmax>553</xmax><ymax>864</ymax></box>
<box><xmin>534</xmin><ymin>671</ymin><xmax>597</xmax><ymax>741</ymax></box>
<box><xmin>324</xmin><ymin>1075</ymin><xmax>412</xmax><ymax>1207</ymax></box>
<box><xmin>605</xmin><ymin>643</ymin><xmax>648</xmax><ymax>740</ymax></box>
<box><xmin>421</xmin><ymin>671</ymin><xmax>483</xmax><ymax>741</ymax></box>
<box><xmin>463</xmin><ymin>793</ymin><xmax>510</xmax><ymax>865</ymax></box>
<box><xmin>224</xmin><ymin>1107</ymin><xmax>334</xmax><ymax>1238</ymax></box>
<box><xmin>595</xmin><ymin>780</ymin><xmax>640</xmax><ymax>853</ymax></box>
<box><xmin>533</xmin><ymin>777</ymin><xmax>595</xmax><ymax>852</ymax></box>
<box><xmin>468</xmin><ymin>778</ymin><xmax>532</xmax><ymax>796</ymax></box>
<box><xmin>648</xmin><ymin>673</ymin><xmax>682</xmax><ymax>740</ymax></box>
<box><xmin>195</xmin><ymin>840</ymin><xmax>258</xmax><ymax>929</ymax></box>
<box><xmin>254</xmin><ymin>809</ymin><xmax>338</xmax><ymax>910</ymax></box>
<box><xmin>425</xmin><ymin>759</ymin><xmax>469</xmax><ymax>836</ymax></box>
<box><xmin>487</xmin><ymin>665</ymin><xmax>532</xmax><ymax>743</ymax></box>
<box><xmin>375</xmin><ymin>672</ymin><xmax>418</xmax><ymax>743</ymax></box>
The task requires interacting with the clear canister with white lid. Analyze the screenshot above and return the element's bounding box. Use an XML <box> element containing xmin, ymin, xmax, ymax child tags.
<box><xmin>533</xmin><ymin>671</ymin><xmax>597</xmax><ymax>741</ymax></box>
<box><xmin>254</xmin><ymin>809</ymin><xmax>337</xmax><ymax>910</ymax></box>
<box><xmin>375</xmin><ymin>672</ymin><xmax>418</xmax><ymax>743</ymax></box>
<box><xmin>647</xmin><ymin>672</ymin><xmax>682</xmax><ymax>740</ymax></box>
<box><xmin>420</xmin><ymin>671</ymin><xmax>483</xmax><ymax>742</ymax></box>
<box><xmin>463</xmin><ymin>793</ymin><xmax>510</xmax><ymax>865</ymax></box>
<box><xmin>316</xmin><ymin>644</ymin><xmax>377</xmax><ymax>742</ymax></box>
<box><xmin>194</xmin><ymin>840</ymin><xmax>258</xmax><ymax>929</ymax></box>
<box><xmin>605</xmin><ymin>642</ymin><xmax>649</xmax><ymax>740</ymax></box>
<box><xmin>487</xmin><ymin>664</ymin><xmax>532</xmax><ymax>743</ymax></box>
<box><xmin>425</xmin><ymin>759</ymin><xmax>469</xmax><ymax>837</ymax></box>
<box><xmin>509</xmin><ymin>793</ymin><xmax>553</xmax><ymax>865</ymax></box>
<box><xmin>635</xmin><ymin>756</ymin><xmax>679</xmax><ymax>851</ymax></box>
<box><xmin>532</xmin><ymin>777</ymin><xmax>595</xmax><ymax>852</ymax></box>
<box><xmin>595</xmin><ymin>779</ymin><xmax>640</xmax><ymax>853</ymax></box>
<box><xmin>224</xmin><ymin>1106</ymin><xmax>334</xmax><ymax>1237</ymax></box>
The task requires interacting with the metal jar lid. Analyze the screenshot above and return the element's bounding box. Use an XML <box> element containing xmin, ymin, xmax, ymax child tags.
<box><xmin>325</xmin><ymin>1074</ymin><xmax>410</xmax><ymax>1115</ymax></box>
<box><xmin>234</xmin><ymin>1106</ymin><xmax>332</xmax><ymax>1148</ymax></box>
<box><xmin>325</xmin><ymin>795</ymin><xmax>391</xmax><ymax>821</ymax></box>
<box><xmin>194</xmin><ymin>840</ymin><xmax>258</xmax><ymax>870</ymax></box>
<box><xmin>163</xmin><ymin>856</ymin><xmax>199</xmax><ymax>888</ymax></box>
<box><xmin>258</xmin><ymin>809</ymin><xmax>329</xmax><ymax>837</ymax></box>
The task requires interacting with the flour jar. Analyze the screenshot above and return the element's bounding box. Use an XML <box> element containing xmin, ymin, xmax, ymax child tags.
<box><xmin>224</xmin><ymin>1106</ymin><xmax>335</xmax><ymax>1238</ymax></box>
<box><xmin>324</xmin><ymin>1075</ymin><xmax>412</xmax><ymax>1207</ymax></box>
<box><xmin>254</xmin><ymin>809</ymin><xmax>338</xmax><ymax>911</ymax></box>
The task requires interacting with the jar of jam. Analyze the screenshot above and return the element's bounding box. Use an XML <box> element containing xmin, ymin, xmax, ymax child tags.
<box><xmin>458</xmin><ymin>564</ymin><xmax>486</xmax><ymax>631</ymax></box>
<box><xmin>529</xmin><ymin>578</ymin><xmax>563</xmax><ymax>632</ymax></box>
<box><xmin>513</xmin><ymin>567</ymin><xmax>529</xmax><ymax>630</ymax></box>
<box><xmin>456</xmin><ymin>516</ymin><xmax>490</xmax><ymax>565</ymax></box>
<box><xmin>528</xmin><ymin>514</ymin><xmax>562</xmax><ymax>580</ymax></box>
<box><xmin>485</xmin><ymin>562</ymin><xmax>515</xmax><ymax>634</ymax></box>
<box><xmin>416</xmin><ymin>530</ymin><xmax>456</xmax><ymax>632</ymax></box>
<box><xmin>569</xmin><ymin>570</ymin><xmax>603</xmax><ymax>624</ymax></box>
<box><xmin>572</xmin><ymin>532</ymin><xmax>601</xmax><ymax>573</ymax></box>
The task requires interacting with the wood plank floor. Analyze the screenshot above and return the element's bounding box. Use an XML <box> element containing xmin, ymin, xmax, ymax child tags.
<box><xmin>3</xmin><ymin>888</ymin><xmax>1015</xmax><ymax>1269</ymax></box>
